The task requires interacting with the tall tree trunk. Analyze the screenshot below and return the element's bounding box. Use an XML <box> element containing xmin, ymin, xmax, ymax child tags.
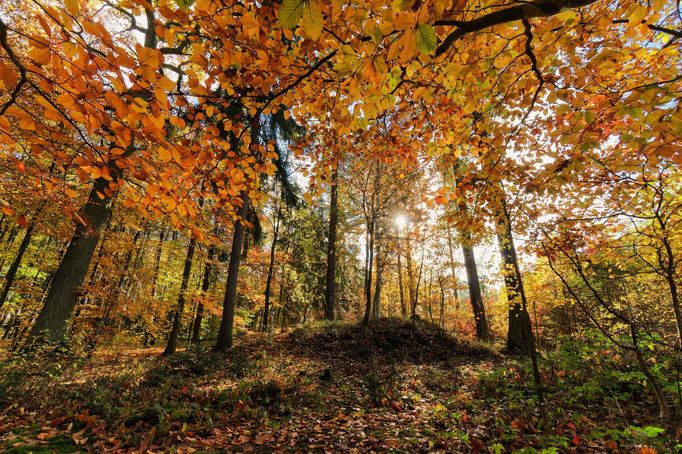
<box><xmin>262</xmin><ymin>198</ymin><xmax>282</xmax><ymax>331</ymax></box>
<box><xmin>495</xmin><ymin>199</ymin><xmax>543</xmax><ymax>402</ymax></box>
<box><xmin>656</xmin><ymin>212</ymin><xmax>682</xmax><ymax>349</ymax></box>
<box><xmin>362</xmin><ymin>217</ymin><xmax>375</xmax><ymax>326</ymax></box>
<box><xmin>0</xmin><ymin>202</ymin><xmax>45</xmax><ymax>309</ymax></box>
<box><xmin>214</xmin><ymin>194</ymin><xmax>249</xmax><ymax>351</ymax></box>
<box><xmin>411</xmin><ymin>245</ymin><xmax>425</xmax><ymax>320</ymax></box>
<box><xmin>427</xmin><ymin>271</ymin><xmax>433</xmax><ymax>323</ymax></box>
<box><xmin>100</xmin><ymin>228</ymin><xmax>142</xmax><ymax>327</ymax></box>
<box><xmin>460</xmin><ymin>230</ymin><xmax>492</xmax><ymax>340</ymax></box>
<box><xmin>446</xmin><ymin>223</ymin><xmax>460</xmax><ymax>306</ymax></box>
<box><xmin>438</xmin><ymin>272</ymin><xmax>446</xmax><ymax>327</ymax></box>
<box><xmin>278</xmin><ymin>245</ymin><xmax>290</xmax><ymax>331</ymax></box>
<box><xmin>163</xmin><ymin>234</ymin><xmax>197</xmax><ymax>355</ymax></box>
<box><xmin>28</xmin><ymin>178</ymin><xmax>113</xmax><ymax>343</ymax></box>
<box><xmin>497</xmin><ymin>205</ymin><xmax>534</xmax><ymax>354</ymax></box>
<box><xmin>151</xmin><ymin>229</ymin><xmax>166</xmax><ymax>298</ymax></box>
<box><xmin>406</xmin><ymin>244</ymin><xmax>415</xmax><ymax>316</ymax></box>
<box><xmin>398</xmin><ymin>252</ymin><xmax>406</xmax><ymax>318</ymax></box>
<box><xmin>192</xmin><ymin>243</ymin><xmax>216</xmax><ymax>344</ymax></box>
<box><xmin>372</xmin><ymin>240</ymin><xmax>382</xmax><ymax>319</ymax></box>
<box><xmin>324</xmin><ymin>166</ymin><xmax>339</xmax><ymax>321</ymax></box>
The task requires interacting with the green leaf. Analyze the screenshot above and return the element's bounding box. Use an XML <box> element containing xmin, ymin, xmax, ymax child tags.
<box><xmin>279</xmin><ymin>0</ymin><xmax>323</xmax><ymax>40</ymax></box>
<box><xmin>641</xmin><ymin>426</ymin><xmax>665</xmax><ymax>438</ymax></box>
<box><xmin>415</xmin><ymin>24</ymin><xmax>436</xmax><ymax>55</ymax></box>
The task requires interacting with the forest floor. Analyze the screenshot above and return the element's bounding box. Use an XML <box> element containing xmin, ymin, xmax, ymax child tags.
<box><xmin>0</xmin><ymin>318</ymin><xmax>678</xmax><ymax>453</ymax></box>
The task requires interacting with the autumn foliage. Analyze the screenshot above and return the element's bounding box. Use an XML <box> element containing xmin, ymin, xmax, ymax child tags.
<box><xmin>0</xmin><ymin>0</ymin><xmax>680</xmax><ymax>451</ymax></box>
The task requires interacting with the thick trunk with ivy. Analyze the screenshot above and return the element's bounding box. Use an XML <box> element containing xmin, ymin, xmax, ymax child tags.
<box><xmin>28</xmin><ymin>178</ymin><xmax>113</xmax><ymax>343</ymax></box>
<box><xmin>495</xmin><ymin>200</ymin><xmax>543</xmax><ymax>402</ymax></box>
<box><xmin>496</xmin><ymin>206</ymin><xmax>535</xmax><ymax>354</ymax></box>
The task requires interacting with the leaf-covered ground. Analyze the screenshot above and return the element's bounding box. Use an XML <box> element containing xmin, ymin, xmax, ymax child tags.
<box><xmin>0</xmin><ymin>319</ymin><xmax>678</xmax><ymax>453</ymax></box>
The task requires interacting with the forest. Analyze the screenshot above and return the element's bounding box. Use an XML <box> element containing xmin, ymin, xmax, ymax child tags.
<box><xmin>0</xmin><ymin>0</ymin><xmax>680</xmax><ymax>451</ymax></box>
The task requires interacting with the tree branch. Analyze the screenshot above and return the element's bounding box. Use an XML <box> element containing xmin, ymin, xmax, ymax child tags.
<box><xmin>435</xmin><ymin>0</ymin><xmax>599</xmax><ymax>57</ymax></box>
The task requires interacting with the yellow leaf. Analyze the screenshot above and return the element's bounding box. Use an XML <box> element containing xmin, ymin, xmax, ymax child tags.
<box><xmin>29</xmin><ymin>47</ymin><xmax>51</xmax><ymax>66</ymax></box>
<box><xmin>280</xmin><ymin>0</ymin><xmax>324</xmax><ymax>40</ymax></box>
<box><xmin>302</xmin><ymin>0</ymin><xmax>323</xmax><ymax>40</ymax></box>
<box><xmin>157</xmin><ymin>76</ymin><xmax>176</xmax><ymax>91</ymax></box>
<box><xmin>242</xmin><ymin>14</ymin><xmax>260</xmax><ymax>40</ymax></box>
<box><xmin>159</xmin><ymin>147</ymin><xmax>172</xmax><ymax>162</ymax></box>
<box><xmin>65</xmin><ymin>0</ymin><xmax>80</xmax><ymax>16</ymax></box>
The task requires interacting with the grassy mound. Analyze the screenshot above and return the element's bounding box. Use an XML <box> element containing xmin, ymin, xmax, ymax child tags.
<box><xmin>286</xmin><ymin>317</ymin><xmax>494</xmax><ymax>365</ymax></box>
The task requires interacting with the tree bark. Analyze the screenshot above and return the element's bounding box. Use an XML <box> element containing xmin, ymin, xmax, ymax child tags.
<box><xmin>214</xmin><ymin>194</ymin><xmax>249</xmax><ymax>351</ymax></box>
<box><xmin>362</xmin><ymin>217</ymin><xmax>375</xmax><ymax>326</ymax></box>
<box><xmin>438</xmin><ymin>272</ymin><xmax>446</xmax><ymax>327</ymax></box>
<box><xmin>496</xmin><ymin>204</ymin><xmax>535</xmax><ymax>355</ymax></box>
<box><xmin>151</xmin><ymin>228</ymin><xmax>166</xmax><ymax>298</ymax></box>
<box><xmin>495</xmin><ymin>198</ymin><xmax>543</xmax><ymax>402</ymax></box>
<box><xmin>262</xmin><ymin>198</ymin><xmax>282</xmax><ymax>331</ymax></box>
<box><xmin>398</xmin><ymin>252</ymin><xmax>406</xmax><ymax>318</ymax></box>
<box><xmin>446</xmin><ymin>223</ymin><xmax>460</xmax><ymax>306</ymax></box>
<box><xmin>163</xmin><ymin>234</ymin><xmax>197</xmax><ymax>355</ymax></box>
<box><xmin>324</xmin><ymin>166</ymin><xmax>339</xmax><ymax>321</ymax></box>
<box><xmin>28</xmin><ymin>178</ymin><xmax>113</xmax><ymax>343</ymax></box>
<box><xmin>460</xmin><ymin>230</ymin><xmax>492</xmax><ymax>340</ymax></box>
<box><xmin>372</xmin><ymin>240</ymin><xmax>382</xmax><ymax>319</ymax></box>
<box><xmin>100</xmin><ymin>228</ymin><xmax>142</xmax><ymax>326</ymax></box>
<box><xmin>192</xmin><ymin>243</ymin><xmax>216</xmax><ymax>344</ymax></box>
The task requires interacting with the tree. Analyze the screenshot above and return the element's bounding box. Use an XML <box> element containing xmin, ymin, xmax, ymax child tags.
<box><xmin>324</xmin><ymin>165</ymin><xmax>339</xmax><ymax>321</ymax></box>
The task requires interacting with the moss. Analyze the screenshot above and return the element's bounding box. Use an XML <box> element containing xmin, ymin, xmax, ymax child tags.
<box><xmin>3</xmin><ymin>434</ymin><xmax>84</xmax><ymax>454</ymax></box>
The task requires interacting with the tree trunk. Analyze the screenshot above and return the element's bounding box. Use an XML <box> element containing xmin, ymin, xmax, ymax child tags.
<box><xmin>28</xmin><ymin>178</ymin><xmax>113</xmax><ymax>343</ymax></box>
<box><xmin>496</xmin><ymin>207</ymin><xmax>535</xmax><ymax>354</ymax></box>
<box><xmin>398</xmin><ymin>252</ymin><xmax>406</xmax><ymax>318</ymax></box>
<box><xmin>262</xmin><ymin>199</ymin><xmax>282</xmax><ymax>331</ymax></box>
<box><xmin>446</xmin><ymin>223</ymin><xmax>460</xmax><ymax>306</ymax></box>
<box><xmin>0</xmin><ymin>202</ymin><xmax>45</xmax><ymax>309</ymax></box>
<box><xmin>373</xmin><ymin>240</ymin><xmax>382</xmax><ymax>319</ymax></box>
<box><xmin>460</xmin><ymin>230</ymin><xmax>492</xmax><ymax>340</ymax></box>
<box><xmin>427</xmin><ymin>271</ymin><xmax>433</xmax><ymax>323</ymax></box>
<box><xmin>100</xmin><ymin>228</ymin><xmax>142</xmax><ymax>326</ymax></box>
<box><xmin>324</xmin><ymin>166</ymin><xmax>339</xmax><ymax>321</ymax></box>
<box><xmin>151</xmin><ymin>229</ymin><xmax>166</xmax><ymax>298</ymax></box>
<box><xmin>362</xmin><ymin>217</ymin><xmax>374</xmax><ymax>326</ymax></box>
<box><xmin>192</xmin><ymin>243</ymin><xmax>216</xmax><ymax>344</ymax></box>
<box><xmin>214</xmin><ymin>194</ymin><xmax>249</xmax><ymax>351</ymax></box>
<box><xmin>411</xmin><ymin>245</ymin><xmax>425</xmax><ymax>320</ymax></box>
<box><xmin>495</xmin><ymin>199</ymin><xmax>543</xmax><ymax>402</ymax></box>
<box><xmin>163</xmin><ymin>234</ymin><xmax>197</xmax><ymax>355</ymax></box>
<box><xmin>406</xmin><ymin>245</ymin><xmax>415</xmax><ymax>316</ymax></box>
<box><xmin>438</xmin><ymin>272</ymin><xmax>445</xmax><ymax>327</ymax></box>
